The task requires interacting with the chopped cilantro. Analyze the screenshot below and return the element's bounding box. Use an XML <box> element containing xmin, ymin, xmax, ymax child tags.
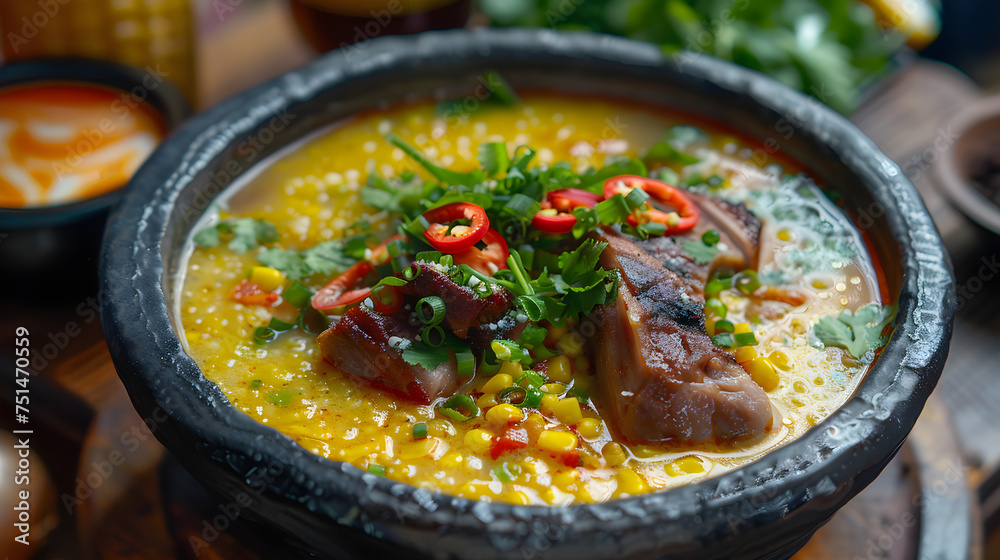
<box><xmin>401</xmin><ymin>341</ymin><xmax>452</xmax><ymax>370</ymax></box>
<box><xmin>193</xmin><ymin>218</ymin><xmax>278</xmax><ymax>253</ymax></box>
<box><xmin>257</xmin><ymin>235</ymin><xmax>368</xmax><ymax>280</ymax></box>
<box><xmin>266</xmin><ymin>390</ymin><xmax>297</xmax><ymax>407</ymax></box>
<box><xmin>682</xmin><ymin>239</ymin><xmax>720</xmax><ymax>265</ymax></box>
<box><xmin>813</xmin><ymin>304</ymin><xmax>894</xmax><ymax>359</ymax></box>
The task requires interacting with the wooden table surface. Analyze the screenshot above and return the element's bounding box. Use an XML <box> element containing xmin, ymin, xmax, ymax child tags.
<box><xmin>1</xmin><ymin>1</ymin><xmax>996</xmax><ymax>559</ymax></box>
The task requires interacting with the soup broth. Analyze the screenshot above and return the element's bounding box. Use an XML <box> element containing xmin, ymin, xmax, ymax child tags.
<box><xmin>179</xmin><ymin>94</ymin><xmax>885</xmax><ymax>505</ymax></box>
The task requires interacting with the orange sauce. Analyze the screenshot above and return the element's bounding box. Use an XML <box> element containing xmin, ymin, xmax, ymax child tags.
<box><xmin>0</xmin><ymin>82</ymin><xmax>165</xmax><ymax>208</ymax></box>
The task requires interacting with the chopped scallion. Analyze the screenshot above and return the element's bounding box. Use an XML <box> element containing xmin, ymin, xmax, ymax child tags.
<box><xmin>282</xmin><ymin>281</ymin><xmax>314</xmax><ymax>308</ymax></box>
<box><xmin>421</xmin><ymin>324</ymin><xmax>445</xmax><ymax>347</ymax></box>
<box><xmin>367</xmin><ymin>464</ymin><xmax>386</xmax><ymax>476</ymax></box>
<box><xmin>416</xmin><ymin>296</ymin><xmax>446</xmax><ymax>325</ymax></box>
<box><xmin>413</xmin><ymin>422</ymin><xmax>428</xmax><ymax>439</ymax></box>
<box><xmin>734</xmin><ymin>331</ymin><xmax>759</xmax><ymax>347</ymax></box>
<box><xmin>439</xmin><ymin>394</ymin><xmax>479</xmax><ymax>422</ymax></box>
<box><xmin>714</xmin><ymin>319</ymin><xmax>735</xmax><ymax>333</ymax></box>
<box><xmin>705</xmin><ymin>298</ymin><xmax>728</xmax><ymax>320</ymax></box>
<box><xmin>456</xmin><ymin>349</ymin><xmax>476</xmax><ymax>376</ymax></box>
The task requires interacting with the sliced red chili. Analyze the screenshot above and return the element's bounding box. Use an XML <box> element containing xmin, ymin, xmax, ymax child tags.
<box><xmin>231</xmin><ymin>280</ymin><xmax>279</xmax><ymax>306</ymax></box>
<box><xmin>453</xmin><ymin>228</ymin><xmax>509</xmax><ymax>275</ymax></box>
<box><xmin>311</xmin><ymin>260</ymin><xmax>373</xmax><ymax>310</ymax></box>
<box><xmin>421</xmin><ymin>202</ymin><xmax>489</xmax><ymax>253</ymax></box>
<box><xmin>532</xmin><ymin>211</ymin><xmax>577</xmax><ymax>235</ymax></box>
<box><xmin>490</xmin><ymin>426</ymin><xmax>529</xmax><ymax>460</ymax></box>
<box><xmin>604</xmin><ymin>175</ymin><xmax>700</xmax><ymax>235</ymax></box>
<box><xmin>371</xmin><ymin>285</ymin><xmax>403</xmax><ymax>314</ymax></box>
<box><xmin>369</xmin><ymin>233</ymin><xmax>406</xmax><ymax>266</ymax></box>
<box><xmin>547</xmin><ymin>188</ymin><xmax>600</xmax><ymax>211</ymax></box>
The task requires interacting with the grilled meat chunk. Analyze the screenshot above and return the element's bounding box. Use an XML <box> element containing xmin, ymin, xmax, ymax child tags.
<box><xmin>592</xmin><ymin>229</ymin><xmax>774</xmax><ymax>443</ymax></box>
<box><xmin>317</xmin><ymin>306</ymin><xmax>458</xmax><ymax>404</ymax></box>
<box><xmin>317</xmin><ymin>261</ymin><xmax>517</xmax><ymax>403</ymax></box>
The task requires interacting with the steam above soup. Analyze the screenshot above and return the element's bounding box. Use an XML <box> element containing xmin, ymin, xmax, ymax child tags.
<box><xmin>180</xmin><ymin>91</ymin><xmax>888</xmax><ymax>506</ymax></box>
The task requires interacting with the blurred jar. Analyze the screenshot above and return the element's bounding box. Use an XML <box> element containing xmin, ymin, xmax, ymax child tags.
<box><xmin>0</xmin><ymin>0</ymin><xmax>196</xmax><ymax>102</ymax></box>
<box><xmin>289</xmin><ymin>0</ymin><xmax>470</xmax><ymax>53</ymax></box>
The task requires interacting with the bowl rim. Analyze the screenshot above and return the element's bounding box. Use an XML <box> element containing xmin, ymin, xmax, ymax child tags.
<box><xmin>933</xmin><ymin>93</ymin><xmax>1000</xmax><ymax>234</ymax></box>
<box><xmin>100</xmin><ymin>28</ymin><xmax>955</xmax><ymax>557</ymax></box>
<box><xmin>0</xmin><ymin>57</ymin><xmax>190</xmax><ymax>228</ymax></box>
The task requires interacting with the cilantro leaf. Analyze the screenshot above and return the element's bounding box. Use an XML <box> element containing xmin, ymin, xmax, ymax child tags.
<box><xmin>360</xmin><ymin>170</ymin><xmax>424</xmax><ymax>214</ymax></box>
<box><xmin>682</xmin><ymin>239</ymin><xmax>720</xmax><ymax>265</ymax></box>
<box><xmin>257</xmin><ymin>236</ymin><xmax>367</xmax><ymax>280</ymax></box>
<box><xmin>558</xmin><ymin>239</ymin><xmax>608</xmax><ymax>284</ymax></box>
<box><xmin>193</xmin><ymin>218</ymin><xmax>278</xmax><ymax>254</ymax></box>
<box><xmin>401</xmin><ymin>342</ymin><xmax>452</xmax><ymax>370</ymax></box>
<box><xmin>193</xmin><ymin>225</ymin><xmax>221</xmax><ymax>248</ymax></box>
<box><xmin>477</xmin><ymin>142</ymin><xmax>510</xmax><ymax>176</ymax></box>
<box><xmin>814</xmin><ymin>304</ymin><xmax>894</xmax><ymax>359</ymax></box>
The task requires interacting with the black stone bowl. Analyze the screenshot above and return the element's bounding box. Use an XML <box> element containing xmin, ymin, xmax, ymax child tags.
<box><xmin>0</xmin><ymin>58</ymin><xmax>188</xmax><ymax>299</ymax></box>
<box><xmin>100</xmin><ymin>29</ymin><xmax>955</xmax><ymax>560</ymax></box>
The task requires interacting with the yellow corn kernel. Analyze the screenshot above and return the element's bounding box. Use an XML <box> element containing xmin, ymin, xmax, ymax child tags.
<box><xmin>734</xmin><ymin>322</ymin><xmax>752</xmax><ymax>335</ymax></box>
<box><xmin>615</xmin><ymin>468</ymin><xmax>647</xmax><ymax>495</ymax></box>
<box><xmin>546</xmin><ymin>325</ymin><xmax>569</xmax><ymax>343</ymax></box>
<box><xmin>481</xmin><ymin>373</ymin><xmax>513</xmax><ymax>394</ymax></box>
<box><xmin>498</xmin><ymin>360</ymin><xmax>523</xmax><ymax>378</ymax></box>
<box><xmin>459</xmin><ymin>483</ymin><xmax>497</xmax><ymax>500</ymax></box>
<box><xmin>577</xmin><ymin>417</ymin><xmax>602</xmax><ymax>439</ymax></box>
<box><xmin>745</xmin><ymin>357</ymin><xmax>779</xmax><ymax>392</ymax></box>
<box><xmin>541</xmin><ymin>383</ymin><xmax>566</xmax><ymax>395</ymax></box>
<box><xmin>504</xmin><ymin>490</ymin><xmax>530</xmax><ymax>505</ymax></box>
<box><xmin>665</xmin><ymin>456</ymin><xmax>706</xmax><ymax>477</ymax></box>
<box><xmin>776</xmin><ymin>229</ymin><xmax>793</xmax><ymax>242</ymax></box>
<box><xmin>735</xmin><ymin>346</ymin><xmax>757</xmax><ymax>365</ymax></box>
<box><xmin>250</xmin><ymin>267</ymin><xmax>284</xmax><ymax>292</ymax></box>
<box><xmin>537</xmin><ymin>430</ymin><xmax>578</xmax><ymax>454</ymax></box>
<box><xmin>602</xmin><ymin>442</ymin><xmax>627</xmax><ymax>466</ymax></box>
<box><xmin>486</xmin><ymin>404</ymin><xmax>524</xmax><ymax>426</ymax></box>
<box><xmin>546</xmin><ymin>355</ymin><xmax>572</xmax><ymax>383</ymax></box>
<box><xmin>552</xmin><ymin>397</ymin><xmax>583</xmax><ymax>426</ymax></box>
<box><xmin>464</xmin><ymin>429</ymin><xmax>494</xmax><ymax>454</ymax></box>
<box><xmin>812</xmin><ymin>280</ymin><xmax>827</xmax><ymax>289</ymax></box>
<box><xmin>556</xmin><ymin>332</ymin><xmax>585</xmax><ymax>357</ymax></box>
<box><xmin>553</xmin><ymin>471</ymin><xmax>579</xmax><ymax>492</ymax></box>
<box><xmin>768</xmin><ymin>350</ymin><xmax>793</xmax><ymax>371</ymax></box>
<box><xmin>522</xmin><ymin>413</ymin><xmax>547</xmax><ymax>442</ymax></box>
<box><xmin>540</xmin><ymin>393</ymin><xmax>560</xmax><ymax>414</ymax></box>
<box><xmin>476</xmin><ymin>393</ymin><xmax>499</xmax><ymax>408</ymax></box>
<box><xmin>398</xmin><ymin>437</ymin><xmax>438</xmax><ymax>459</ymax></box>
<box><xmin>440</xmin><ymin>452</ymin><xmax>464</xmax><ymax>468</ymax></box>
<box><xmin>427</xmin><ymin>418</ymin><xmax>455</xmax><ymax>437</ymax></box>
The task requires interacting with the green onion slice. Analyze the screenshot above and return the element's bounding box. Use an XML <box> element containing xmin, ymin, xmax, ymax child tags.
<box><xmin>702</xmin><ymin>230</ymin><xmax>721</xmax><ymax>246</ymax></box>
<box><xmin>413</xmin><ymin>422</ymin><xmax>428</xmax><ymax>439</ymax></box>
<box><xmin>439</xmin><ymin>394</ymin><xmax>479</xmax><ymax>422</ymax></box>
<box><xmin>253</xmin><ymin>326</ymin><xmax>277</xmax><ymax>345</ymax></box>
<box><xmin>282</xmin><ymin>281</ymin><xmax>314</xmax><ymax>308</ymax></box>
<box><xmin>455</xmin><ymin>349</ymin><xmax>476</xmax><ymax>376</ymax></box>
<box><xmin>499</xmin><ymin>386</ymin><xmax>544</xmax><ymax>409</ymax></box>
<box><xmin>734</xmin><ymin>331</ymin><xmax>759</xmax><ymax>347</ymax></box>
<box><xmin>416</xmin><ymin>296</ymin><xmax>446</xmax><ymax>325</ymax></box>
<box><xmin>714</xmin><ymin>319</ymin><xmax>735</xmax><ymax>334</ymax></box>
<box><xmin>402</xmin><ymin>264</ymin><xmax>421</xmax><ymax>281</ymax></box>
<box><xmin>367</xmin><ymin>464</ymin><xmax>386</xmax><ymax>476</ymax></box>
<box><xmin>734</xmin><ymin>270</ymin><xmax>761</xmax><ymax>295</ymax></box>
<box><xmin>515</xmin><ymin>370</ymin><xmax>546</xmax><ymax>389</ymax></box>
<box><xmin>705</xmin><ymin>298</ymin><xmax>728</xmax><ymax>320</ymax></box>
<box><xmin>421</xmin><ymin>324</ymin><xmax>445</xmax><ymax>347</ymax></box>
